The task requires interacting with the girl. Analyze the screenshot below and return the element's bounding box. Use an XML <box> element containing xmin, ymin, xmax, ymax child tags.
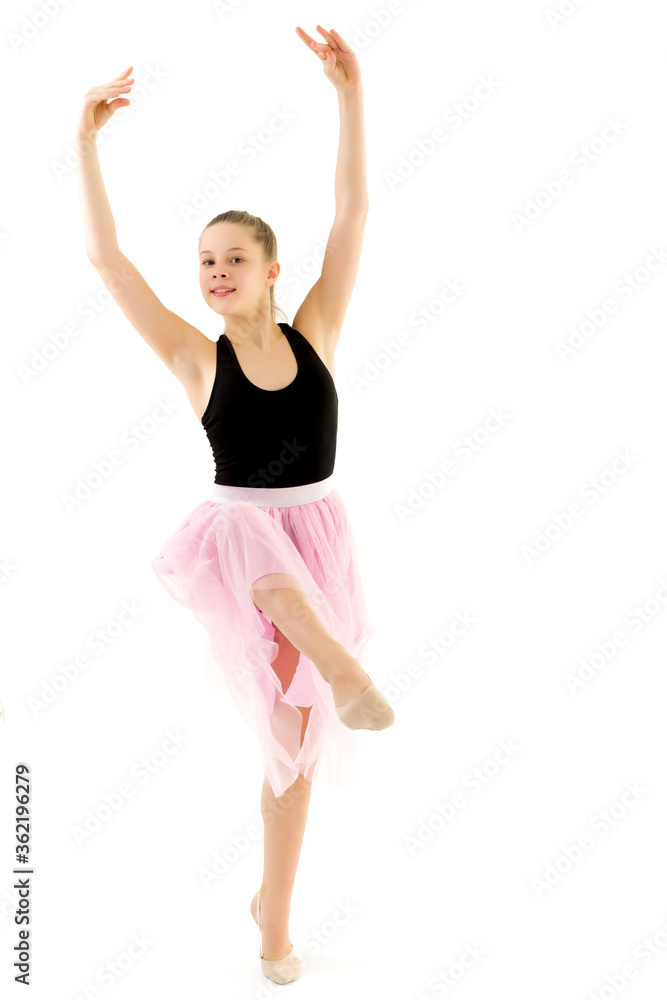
<box><xmin>76</xmin><ymin>24</ymin><xmax>394</xmax><ymax>985</ymax></box>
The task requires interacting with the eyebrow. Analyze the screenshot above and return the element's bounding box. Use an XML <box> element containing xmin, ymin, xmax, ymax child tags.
<box><xmin>199</xmin><ymin>247</ymin><xmax>247</xmax><ymax>254</ymax></box>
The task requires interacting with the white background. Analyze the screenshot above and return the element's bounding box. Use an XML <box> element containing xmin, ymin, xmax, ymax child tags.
<box><xmin>1</xmin><ymin>0</ymin><xmax>667</xmax><ymax>997</ymax></box>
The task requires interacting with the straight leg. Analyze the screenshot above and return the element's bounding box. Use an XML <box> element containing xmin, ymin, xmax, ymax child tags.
<box><xmin>250</xmin><ymin>623</ymin><xmax>313</xmax><ymax>961</ymax></box>
<box><xmin>251</xmin><ymin>772</ymin><xmax>313</xmax><ymax>960</ymax></box>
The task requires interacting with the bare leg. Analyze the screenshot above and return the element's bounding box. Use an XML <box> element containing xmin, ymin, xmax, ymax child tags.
<box><xmin>251</xmin><ymin>772</ymin><xmax>313</xmax><ymax>960</ymax></box>
<box><xmin>250</xmin><ymin>624</ymin><xmax>312</xmax><ymax>960</ymax></box>
<box><xmin>251</xmin><ymin>582</ymin><xmax>372</xmax><ymax>707</ymax></box>
<box><xmin>248</xmin><ymin>586</ymin><xmax>380</xmax><ymax>960</ymax></box>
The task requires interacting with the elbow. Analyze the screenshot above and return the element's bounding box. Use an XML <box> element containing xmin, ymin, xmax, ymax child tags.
<box><xmin>87</xmin><ymin>246</ymin><xmax>122</xmax><ymax>269</ymax></box>
<box><xmin>336</xmin><ymin>202</ymin><xmax>369</xmax><ymax>219</ymax></box>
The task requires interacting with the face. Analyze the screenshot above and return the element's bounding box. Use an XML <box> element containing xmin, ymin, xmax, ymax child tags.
<box><xmin>198</xmin><ymin>222</ymin><xmax>279</xmax><ymax>316</ymax></box>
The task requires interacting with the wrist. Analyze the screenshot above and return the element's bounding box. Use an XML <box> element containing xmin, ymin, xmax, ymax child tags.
<box><xmin>74</xmin><ymin>130</ymin><xmax>99</xmax><ymax>158</ymax></box>
<box><xmin>337</xmin><ymin>84</ymin><xmax>363</xmax><ymax>98</ymax></box>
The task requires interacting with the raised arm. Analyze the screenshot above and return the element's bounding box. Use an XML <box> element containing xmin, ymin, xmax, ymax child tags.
<box><xmin>75</xmin><ymin>67</ymin><xmax>204</xmax><ymax>375</ymax></box>
<box><xmin>292</xmin><ymin>26</ymin><xmax>369</xmax><ymax>350</ymax></box>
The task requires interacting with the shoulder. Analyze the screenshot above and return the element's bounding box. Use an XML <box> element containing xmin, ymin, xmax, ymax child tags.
<box><xmin>172</xmin><ymin>325</ymin><xmax>218</xmax><ymax>392</ymax></box>
<box><xmin>288</xmin><ymin>314</ymin><xmax>336</xmax><ymax>379</ymax></box>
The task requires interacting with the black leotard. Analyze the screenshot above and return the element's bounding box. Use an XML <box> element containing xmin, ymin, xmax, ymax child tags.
<box><xmin>201</xmin><ymin>322</ymin><xmax>338</xmax><ymax>488</ymax></box>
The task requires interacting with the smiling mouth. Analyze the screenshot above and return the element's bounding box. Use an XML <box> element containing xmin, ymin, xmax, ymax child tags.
<box><xmin>212</xmin><ymin>288</ymin><xmax>235</xmax><ymax>296</ymax></box>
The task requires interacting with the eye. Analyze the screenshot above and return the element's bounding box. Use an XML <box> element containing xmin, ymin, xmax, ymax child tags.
<box><xmin>202</xmin><ymin>257</ymin><xmax>243</xmax><ymax>266</ymax></box>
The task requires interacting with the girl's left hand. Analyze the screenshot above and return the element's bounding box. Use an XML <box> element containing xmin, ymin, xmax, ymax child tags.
<box><xmin>295</xmin><ymin>24</ymin><xmax>362</xmax><ymax>91</ymax></box>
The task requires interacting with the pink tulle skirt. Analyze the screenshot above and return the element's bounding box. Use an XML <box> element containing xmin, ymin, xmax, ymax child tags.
<box><xmin>151</xmin><ymin>477</ymin><xmax>373</xmax><ymax>798</ymax></box>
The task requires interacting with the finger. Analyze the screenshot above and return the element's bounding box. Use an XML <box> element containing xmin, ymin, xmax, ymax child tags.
<box><xmin>110</xmin><ymin>97</ymin><xmax>131</xmax><ymax>110</ymax></box>
<box><xmin>91</xmin><ymin>79</ymin><xmax>133</xmax><ymax>96</ymax></box>
<box><xmin>92</xmin><ymin>86</ymin><xmax>131</xmax><ymax>101</ymax></box>
<box><xmin>104</xmin><ymin>69</ymin><xmax>133</xmax><ymax>87</ymax></box>
<box><xmin>309</xmin><ymin>41</ymin><xmax>329</xmax><ymax>61</ymax></box>
<box><xmin>87</xmin><ymin>84</ymin><xmax>132</xmax><ymax>104</ymax></box>
<box><xmin>295</xmin><ymin>25</ymin><xmax>318</xmax><ymax>48</ymax></box>
<box><xmin>328</xmin><ymin>27</ymin><xmax>351</xmax><ymax>51</ymax></box>
<box><xmin>102</xmin><ymin>81</ymin><xmax>133</xmax><ymax>95</ymax></box>
<box><xmin>315</xmin><ymin>24</ymin><xmax>339</xmax><ymax>48</ymax></box>
<box><xmin>295</xmin><ymin>25</ymin><xmax>328</xmax><ymax>59</ymax></box>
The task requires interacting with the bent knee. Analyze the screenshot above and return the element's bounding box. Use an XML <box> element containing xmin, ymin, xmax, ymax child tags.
<box><xmin>251</xmin><ymin>582</ymin><xmax>305</xmax><ymax>616</ymax></box>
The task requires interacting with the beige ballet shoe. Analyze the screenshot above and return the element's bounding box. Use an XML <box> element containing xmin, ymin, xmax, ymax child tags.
<box><xmin>335</xmin><ymin>673</ymin><xmax>395</xmax><ymax>730</ymax></box>
<box><xmin>257</xmin><ymin>888</ymin><xmax>303</xmax><ymax>985</ymax></box>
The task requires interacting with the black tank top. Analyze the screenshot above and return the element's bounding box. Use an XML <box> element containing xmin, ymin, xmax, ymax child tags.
<box><xmin>201</xmin><ymin>322</ymin><xmax>338</xmax><ymax>488</ymax></box>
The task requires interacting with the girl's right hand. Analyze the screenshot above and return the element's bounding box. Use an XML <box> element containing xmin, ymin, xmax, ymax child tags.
<box><xmin>77</xmin><ymin>66</ymin><xmax>135</xmax><ymax>135</ymax></box>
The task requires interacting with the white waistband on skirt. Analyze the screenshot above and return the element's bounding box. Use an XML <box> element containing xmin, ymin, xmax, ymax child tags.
<box><xmin>210</xmin><ymin>475</ymin><xmax>334</xmax><ymax>508</ymax></box>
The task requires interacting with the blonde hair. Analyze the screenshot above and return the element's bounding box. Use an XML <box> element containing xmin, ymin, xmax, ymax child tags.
<box><xmin>199</xmin><ymin>210</ymin><xmax>288</xmax><ymax>324</ymax></box>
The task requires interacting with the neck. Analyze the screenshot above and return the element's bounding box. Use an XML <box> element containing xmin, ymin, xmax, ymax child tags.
<box><xmin>224</xmin><ymin>315</ymin><xmax>283</xmax><ymax>350</ymax></box>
